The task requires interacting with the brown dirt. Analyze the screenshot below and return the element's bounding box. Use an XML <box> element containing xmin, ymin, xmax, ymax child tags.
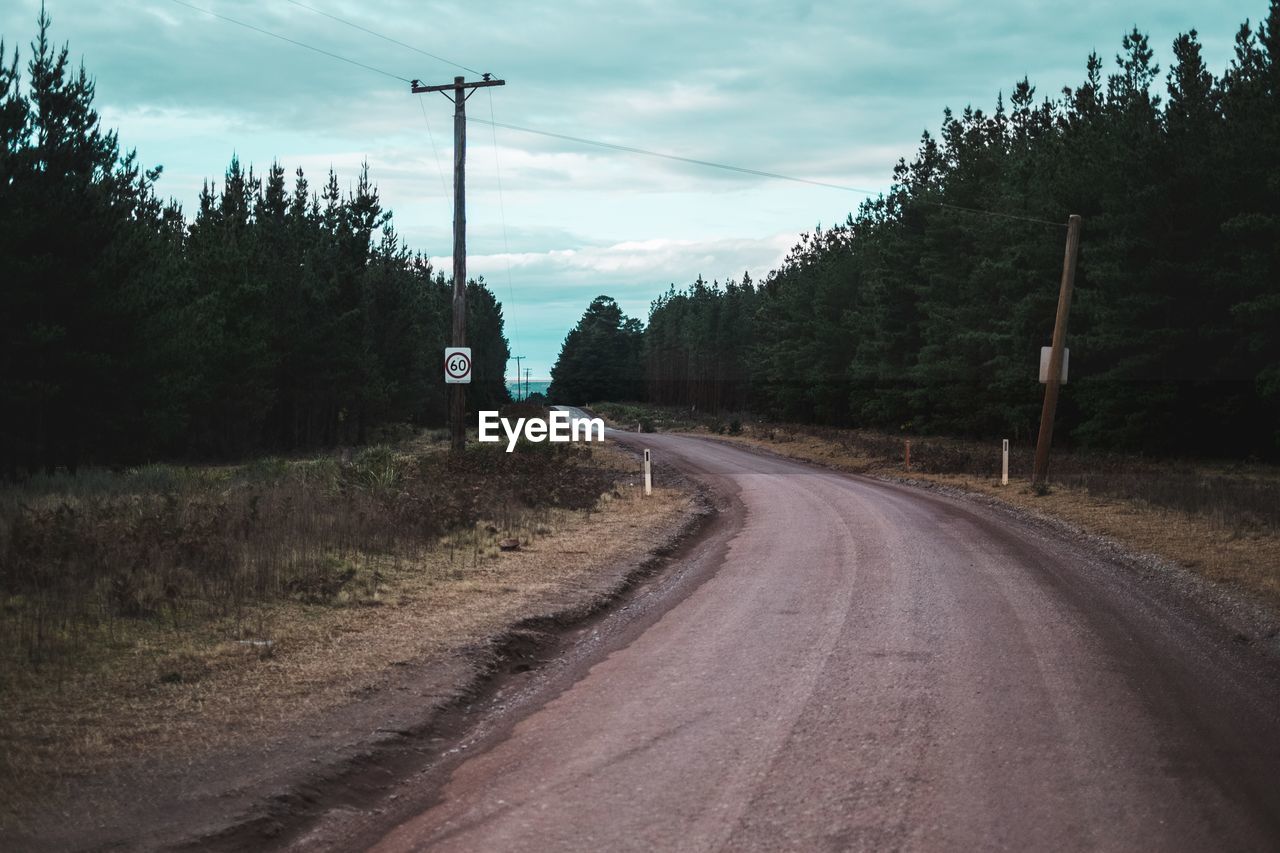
<box><xmin>0</xmin><ymin>444</ymin><xmax>699</xmax><ymax>850</ymax></box>
<box><xmin>708</xmin><ymin>429</ymin><xmax>1280</xmax><ymax>610</ymax></box>
<box><xmin>350</xmin><ymin>430</ymin><xmax>1280</xmax><ymax>852</ymax></box>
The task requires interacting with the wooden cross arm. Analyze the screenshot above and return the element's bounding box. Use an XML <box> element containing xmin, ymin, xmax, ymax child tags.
<box><xmin>411</xmin><ymin>77</ymin><xmax>506</xmax><ymax>94</ymax></box>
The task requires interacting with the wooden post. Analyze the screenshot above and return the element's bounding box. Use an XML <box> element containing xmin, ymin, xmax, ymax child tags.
<box><xmin>904</xmin><ymin>439</ymin><xmax>911</xmax><ymax>472</ymax></box>
<box><xmin>411</xmin><ymin>74</ymin><xmax>506</xmax><ymax>453</ymax></box>
<box><xmin>450</xmin><ymin>76</ymin><xmax>467</xmax><ymax>452</ymax></box>
<box><xmin>1032</xmin><ymin>214</ymin><xmax>1082</xmax><ymax>487</ymax></box>
<box><xmin>643</xmin><ymin>449</ymin><xmax>652</xmax><ymax>496</ymax></box>
<box><xmin>1001</xmin><ymin>439</ymin><xmax>1009</xmax><ymax>486</ymax></box>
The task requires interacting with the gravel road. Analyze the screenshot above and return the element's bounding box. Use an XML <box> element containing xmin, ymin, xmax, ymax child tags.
<box><xmin>366</xmin><ymin>430</ymin><xmax>1280</xmax><ymax>852</ymax></box>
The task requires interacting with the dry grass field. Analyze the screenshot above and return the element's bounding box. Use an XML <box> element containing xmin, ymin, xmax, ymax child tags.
<box><xmin>0</xmin><ymin>434</ymin><xmax>691</xmax><ymax>825</ymax></box>
<box><xmin>593</xmin><ymin>403</ymin><xmax>1280</xmax><ymax>609</ymax></box>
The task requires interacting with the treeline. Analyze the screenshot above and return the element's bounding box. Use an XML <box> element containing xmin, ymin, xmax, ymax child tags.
<box><xmin>646</xmin><ymin>274</ymin><xmax>757</xmax><ymax>413</ymax></box>
<box><xmin>0</xmin><ymin>13</ymin><xmax>509</xmax><ymax>476</ymax></box>
<box><xmin>556</xmin><ymin>8</ymin><xmax>1280</xmax><ymax>458</ymax></box>
<box><xmin>547</xmin><ymin>296</ymin><xmax>643</xmax><ymax>405</ymax></box>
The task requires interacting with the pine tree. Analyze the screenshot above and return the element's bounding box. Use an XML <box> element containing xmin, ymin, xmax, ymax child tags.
<box><xmin>589</xmin><ymin>5</ymin><xmax>1280</xmax><ymax>459</ymax></box>
<box><xmin>549</xmin><ymin>297</ymin><xmax>643</xmax><ymax>405</ymax></box>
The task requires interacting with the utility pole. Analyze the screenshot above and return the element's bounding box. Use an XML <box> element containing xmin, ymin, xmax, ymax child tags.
<box><xmin>512</xmin><ymin>355</ymin><xmax>524</xmax><ymax>400</ymax></box>
<box><xmin>524</xmin><ymin>368</ymin><xmax>531</xmax><ymax>401</ymax></box>
<box><xmin>1032</xmin><ymin>214</ymin><xmax>1082</xmax><ymax>487</ymax></box>
<box><xmin>411</xmin><ymin>73</ymin><xmax>506</xmax><ymax>451</ymax></box>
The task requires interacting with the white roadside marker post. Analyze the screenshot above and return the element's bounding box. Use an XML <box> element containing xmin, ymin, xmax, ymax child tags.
<box><xmin>1002</xmin><ymin>439</ymin><xmax>1010</xmax><ymax>486</ymax></box>
<box><xmin>643</xmin><ymin>449</ymin><xmax>652</xmax><ymax>496</ymax></box>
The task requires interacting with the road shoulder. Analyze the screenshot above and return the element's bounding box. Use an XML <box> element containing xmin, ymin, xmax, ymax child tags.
<box><xmin>2</xmin><ymin>448</ymin><xmax>712</xmax><ymax>852</ymax></box>
<box><xmin>697</xmin><ymin>430</ymin><xmax>1280</xmax><ymax>656</ymax></box>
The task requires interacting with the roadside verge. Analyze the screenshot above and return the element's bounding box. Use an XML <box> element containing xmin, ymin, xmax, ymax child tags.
<box><xmin>1</xmin><ymin>444</ymin><xmax>709</xmax><ymax>851</ymax></box>
<box><xmin>696</xmin><ymin>428</ymin><xmax>1280</xmax><ymax>647</ymax></box>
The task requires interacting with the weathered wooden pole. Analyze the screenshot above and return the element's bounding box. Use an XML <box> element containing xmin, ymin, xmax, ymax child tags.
<box><xmin>411</xmin><ymin>74</ymin><xmax>506</xmax><ymax>452</ymax></box>
<box><xmin>1032</xmin><ymin>214</ymin><xmax>1082</xmax><ymax>487</ymax></box>
<box><xmin>450</xmin><ymin>76</ymin><xmax>468</xmax><ymax>452</ymax></box>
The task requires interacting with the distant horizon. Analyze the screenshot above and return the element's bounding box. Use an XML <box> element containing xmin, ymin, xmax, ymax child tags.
<box><xmin>506</xmin><ymin>378</ymin><xmax>553</xmax><ymax>401</ymax></box>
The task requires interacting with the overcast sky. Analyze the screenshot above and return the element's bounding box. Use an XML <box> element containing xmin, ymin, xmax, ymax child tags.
<box><xmin>0</xmin><ymin>1</ymin><xmax>1264</xmax><ymax>378</ymax></box>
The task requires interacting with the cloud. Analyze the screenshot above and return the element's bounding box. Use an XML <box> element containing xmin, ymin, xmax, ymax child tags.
<box><xmin>437</xmin><ymin>232</ymin><xmax>799</xmax><ymax>378</ymax></box>
<box><xmin>438</xmin><ymin>233</ymin><xmax>794</xmax><ymax>285</ymax></box>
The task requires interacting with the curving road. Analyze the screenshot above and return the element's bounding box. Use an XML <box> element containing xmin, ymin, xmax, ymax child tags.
<box><xmin>368</xmin><ymin>430</ymin><xmax>1280</xmax><ymax>852</ymax></box>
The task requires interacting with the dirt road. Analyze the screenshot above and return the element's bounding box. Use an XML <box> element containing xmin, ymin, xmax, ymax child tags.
<box><xmin>366</xmin><ymin>431</ymin><xmax>1280</xmax><ymax>851</ymax></box>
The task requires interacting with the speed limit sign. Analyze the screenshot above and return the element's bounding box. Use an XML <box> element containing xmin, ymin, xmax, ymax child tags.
<box><xmin>444</xmin><ymin>347</ymin><xmax>472</xmax><ymax>384</ymax></box>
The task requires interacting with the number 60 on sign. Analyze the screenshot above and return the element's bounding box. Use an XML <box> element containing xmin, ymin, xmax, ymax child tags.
<box><xmin>444</xmin><ymin>347</ymin><xmax>472</xmax><ymax>384</ymax></box>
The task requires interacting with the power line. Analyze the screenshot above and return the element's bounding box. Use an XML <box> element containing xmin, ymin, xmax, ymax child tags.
<box><xmin>165</xmin><ymin>2</ymin><xmax>879</xmax><ymax>197</ymax></box>
<box><xmin>416</xmin><ymin>97</ymin><xmax>449</xmax><ymax>195</ymax></box>
<box><xmin>167</xmin><ymin>0</ymin><xmax>411</xmax><ymax>83</ymax></box>
<box><xmin>467</xmin><ymin>116</ymin><xmax>882</xmax><ymax>195</ymax></box>
<box><xmin>273</xmin><ymin>4</ymin><xmax>872</xmax><ymax>196</ymax></box>
<box><xmin>487</xmin><ymin>89</ymin><xmax>521</xmax><ymax>357</ymax></box>
<box><xmin>168</xmin><ymin>3</ymin><xmax>1054</xmax><ymax>225</ymax></box>
<box><xmin>283</xmin><ymin>0</ymin><xmax>482</xmax><ymax>76</ymax></box>
<box><xmin>931</xmin><ymin>200</ymin><xmax>1065</xmax><ymax>228</ymax></box>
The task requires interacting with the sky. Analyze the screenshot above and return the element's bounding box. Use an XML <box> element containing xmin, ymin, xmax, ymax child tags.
<box><xmin>0</xmin><ymin>1</ymin><xmax>1265</xmax><ymax>378</ymax></box>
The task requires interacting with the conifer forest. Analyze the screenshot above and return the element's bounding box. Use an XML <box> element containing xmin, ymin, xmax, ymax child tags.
<box><xmin>0</xmin><ymin>12</ymin><xmax>510</xmax><ymax>476</ymax></box>
<box><xmin>553</xmin><ymin>7</ymin><xmax>1280</xmax><ymax>460</ymax></box>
